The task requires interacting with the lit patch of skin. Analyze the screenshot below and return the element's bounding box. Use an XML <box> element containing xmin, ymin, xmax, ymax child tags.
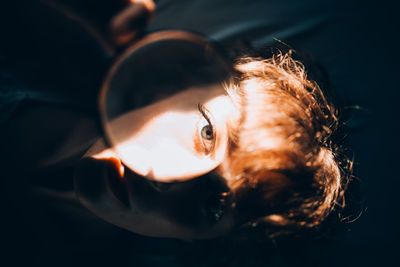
<box><xmin>104</xmin><ymin>84</ymin><xmax>239</xmax><ymax>182</ymax></box>
<box><xmin>91</xmin><ymin>147</ymin><xmax>125</xmax><ymax>177</ymax></box>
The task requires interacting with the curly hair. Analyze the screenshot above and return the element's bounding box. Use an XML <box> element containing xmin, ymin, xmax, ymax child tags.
<box><xmin>218</xmin><ymin>51</ymin><xmax>352</xmax><ymax>238</ymax></box>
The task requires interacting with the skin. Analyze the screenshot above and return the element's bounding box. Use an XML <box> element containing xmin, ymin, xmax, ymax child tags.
<box><xmin>105</xmin><ymin>84</ymin><xmax>238</xmax><ymax>181</ymax></box>
<box><xmin>74</xmin><ymin>84</ymin><xmax>241</xmax><ymax>239</ymax></box>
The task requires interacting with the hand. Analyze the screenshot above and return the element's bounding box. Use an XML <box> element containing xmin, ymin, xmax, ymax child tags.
<box><xmin>108</xmin><ymin>0</ymin><xmax>156</xmax><ymax>47</ymax></box>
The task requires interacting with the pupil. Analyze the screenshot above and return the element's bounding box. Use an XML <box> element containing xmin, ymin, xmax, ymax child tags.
<box><xmin>201</xmin><ymin>125</ymin><xmax>213</xmax><ymax>140</ymax></box>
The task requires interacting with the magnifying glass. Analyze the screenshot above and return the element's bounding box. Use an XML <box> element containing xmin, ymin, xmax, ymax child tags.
<box><xmin>98</xmin><ymin>30</ymin><xmax>233</xmax><ymax>181</ymax></box>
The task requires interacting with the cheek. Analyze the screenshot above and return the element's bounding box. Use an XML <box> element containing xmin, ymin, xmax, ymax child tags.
<box><xmin>146</xmin><ymin>113</ymin><xmax>220</xmax><ymax>180</ymax></box>
<box><xmin>166</xmin><ymin>112</ymin><xmax>200</xmax><ymax>152</ymax></box>
<box><xmin>147</xmin><ymin>138</ymin><xmax>218</xmax><ymax>180</ymax></box>
<box><xmin>114</xmin><ymin>111</ymin><xmax>219</xmax><ymax>182</ymax></box>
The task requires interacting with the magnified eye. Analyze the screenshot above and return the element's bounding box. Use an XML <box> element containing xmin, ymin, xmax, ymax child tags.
<box><xmin>198</xmin><ymin>104</ymin><xmax>216</xmax><ymax>153</ymax></box>
<box><xmin>201</xmin><ymin>125</ymin><xmax>214</xmax><ymax>140</ymax></box>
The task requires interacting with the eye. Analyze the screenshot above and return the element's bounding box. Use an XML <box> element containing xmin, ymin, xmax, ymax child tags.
<box><xmin>201</xmin><ymin>125</ymin><xmax>214</xmax><ymax>140</ymax></box>
<box><xmin>198</xmin><ymin>104</ymin><xmax>216</xmax><ymax>153</ymax></box>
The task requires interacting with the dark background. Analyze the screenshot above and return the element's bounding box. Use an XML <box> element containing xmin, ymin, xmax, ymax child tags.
<box><xmin>0</xmin><ymin>0</ymin><xmax>399</xmax><ymax>266</ymax></box>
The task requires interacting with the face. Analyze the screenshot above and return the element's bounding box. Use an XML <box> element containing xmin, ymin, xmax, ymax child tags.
<box><xmin>74</xmin><ymin>84</ymin><xmax>241</xmax><ymax>239</ymax></box>
<box><xmin>105</xmin><ymin>84</ymin><xmax>238</xmax><ymax>182</ymax></box>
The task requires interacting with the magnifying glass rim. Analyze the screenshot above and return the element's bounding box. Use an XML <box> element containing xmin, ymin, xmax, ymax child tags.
<box><xmin>98</xmin><ymin>29</ymin><xmax>231</xmax><ymax>154</ymax></box>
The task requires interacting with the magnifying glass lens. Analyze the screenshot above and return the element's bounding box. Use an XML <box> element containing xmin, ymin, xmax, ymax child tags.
<box><xmin>99</xmin><ymin>31</ymin><xmax>232</xmax><ymax>180</ymax></box>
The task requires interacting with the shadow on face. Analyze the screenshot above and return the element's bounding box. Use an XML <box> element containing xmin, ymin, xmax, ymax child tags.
<box><xmin>74</xmin><ymin>154</ymin><xmax>236</xmax><ymax>240</ymax></box>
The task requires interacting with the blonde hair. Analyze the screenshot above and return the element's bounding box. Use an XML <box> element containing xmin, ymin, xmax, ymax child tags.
<box><xmin>220</xmin><ymin>52</ymin><xmax>351</xmax><ymax>236</ymax></box>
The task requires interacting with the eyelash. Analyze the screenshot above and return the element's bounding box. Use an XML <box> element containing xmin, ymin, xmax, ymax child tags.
<box><xmin>197</xmin><ymin>103</ymin><xmax>216</xmax><ymax>153</ymax></box>
<box><xmin>197</xmin><ymin>104</ymin><xmax>214</xmax><ymax>133</ymax></box>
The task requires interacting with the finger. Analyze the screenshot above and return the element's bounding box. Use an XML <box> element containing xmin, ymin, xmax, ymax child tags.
<box><xmin>108</xmin><ymin>0</ymin><xmax>156</xmax><ymax>47</ymax></box>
